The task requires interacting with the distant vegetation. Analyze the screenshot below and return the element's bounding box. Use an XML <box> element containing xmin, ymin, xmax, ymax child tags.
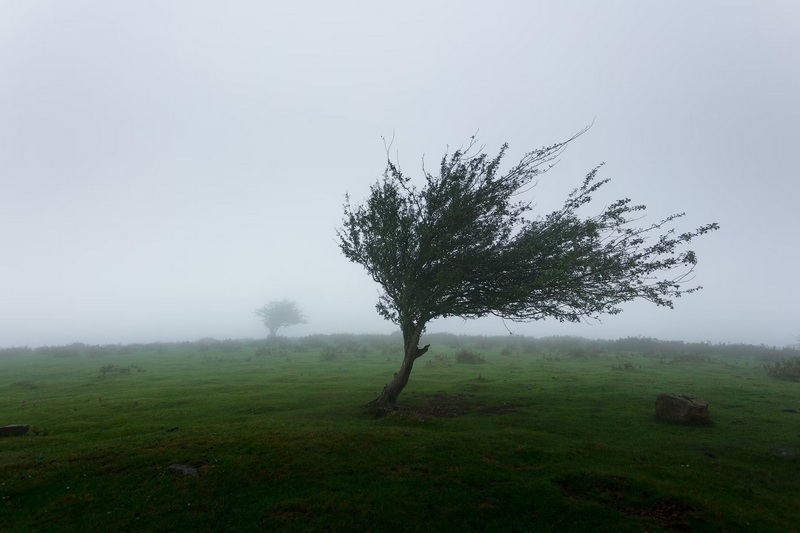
<box><xmin>5</xmin><ymin>334</ymin><xmax>800</xmax><ymax>389</ymax></box>
<box><xmin>2</xmin><ymin>333</ymin><xmax>798</xmax><ymax>363</ymax></box>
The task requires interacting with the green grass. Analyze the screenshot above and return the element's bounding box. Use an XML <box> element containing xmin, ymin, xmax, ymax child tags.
<box><xmin>1</xmin><ymin>337</ymin><xmax>799</xmax><ymax>531</ymax></box>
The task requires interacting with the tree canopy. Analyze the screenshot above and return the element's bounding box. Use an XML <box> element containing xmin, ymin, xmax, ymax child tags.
<box><xmin>338</xmin><ymin>131</ymin><xmax>718</xmax><ymax>408</ymax></box>
<box><xmin>254</xmin><ymin>299</ymin><xmax>307</xmax><ymax>338</ymax></box>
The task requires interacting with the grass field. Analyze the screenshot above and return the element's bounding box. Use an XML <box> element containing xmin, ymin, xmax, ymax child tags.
<box><xmin>1</xmin><ymin>335</ymin><xmax>799</xmax><ymax>532</ymax></box>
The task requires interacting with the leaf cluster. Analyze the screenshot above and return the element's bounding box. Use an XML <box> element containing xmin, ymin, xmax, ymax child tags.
<box><xmin>337</xmin><ymin>132</ymin><xmax>718</xmax><ymax>329</ymax></box>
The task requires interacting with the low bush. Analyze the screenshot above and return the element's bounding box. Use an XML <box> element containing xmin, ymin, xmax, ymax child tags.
<box><xmin>765</xmin><ymin>357</ymin><xmax>800</xmax><ymax>382</ymax></box>
<box><xmin>99</xmin><ymin>364</ymin><xmax>131</xmax><ymax>376</ymax></box>
<box><xmin>455</xmin><ymin>349</ymin><xmax>485</xmax><ymax>364</ymax></box>
<box><xmin>667</xmin><ymin>354</ymin><xmax>713</xmax><ymax>364</ymax></box>
<box><xmin>256</xmin><ymin>346</ymin><xmax>287</xmax><ymax>357</ymax></box>
<box><xmin>320</xmin><ymin>346</ymin><xmax>340</xmax><ymax>361</ymax></box>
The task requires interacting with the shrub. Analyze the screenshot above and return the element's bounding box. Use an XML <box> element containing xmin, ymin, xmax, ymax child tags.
<box><xmin>765</xmin><ymin>357</ymin><xmax>800</xmax><ymax>382</ymax></box>
<box><xmin>455</xmin><ymin>349</ymin><xmax>485</xmax><ymax>364</ymax></box>
<box><xmin>667</xmin><ymin>354</ymin><xmax>713</xmax><ymax>364</ymax></box>
<box><xmin>256</xmin><ymin>346</ymin><xmax>287</xmax><ymax>357</ymax></box>
<box><xmin>320</xmin><ymin>346</ymin><xmax>340</xmax><ymax>361</ymax></box>
<box><xmin>98</xmin><ymin>364</ymin><xmax>131</xmax><ymax>376</ymax></box>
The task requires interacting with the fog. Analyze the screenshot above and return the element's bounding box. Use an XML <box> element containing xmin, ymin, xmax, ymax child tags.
<box><xmin>2</xmin><ymin>1</ymin><xmax>798</xmax><ymax>348</ymax></box>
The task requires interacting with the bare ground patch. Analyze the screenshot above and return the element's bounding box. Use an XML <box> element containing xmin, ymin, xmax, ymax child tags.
<box><xmin>392</xmin><ymin>392</ymin><xmax>527</xmax><ymax>418</ymax></box>
<box><xmin>556</xmin><ymin>473</ymin><xmax>702</xmax><ymax>531</ymax></box>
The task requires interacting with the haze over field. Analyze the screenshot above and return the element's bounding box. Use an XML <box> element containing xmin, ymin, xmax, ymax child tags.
<box><xmin>1</xmin><ymin>1</ymin><xmax>798</xmax><ymax>348</ymax></box>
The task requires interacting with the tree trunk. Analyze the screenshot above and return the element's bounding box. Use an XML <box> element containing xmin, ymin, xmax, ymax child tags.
<box><xmin>368</xmin><ymin>323</ymin><xmax>430</xmax><ymax>410</ymax></box>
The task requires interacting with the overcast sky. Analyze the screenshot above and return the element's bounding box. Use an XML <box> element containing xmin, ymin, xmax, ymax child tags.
<box><xmin>1</xmin><ymin>1</ymin><xmax>798</xmax><ymax>348</ymax></box>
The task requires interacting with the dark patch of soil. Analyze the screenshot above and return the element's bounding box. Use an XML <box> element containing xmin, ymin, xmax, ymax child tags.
<box><xmin>414</xmin><ymin>393</ymin><xmax>482</xmax><ymax>418</ymax></box>
<box><xmin>431</xmin><ymin>394</ymin><xmax>531</xmax><ymax>417</ymax></box>
<box><xmin>556</xmin><ymin>473</ymin><xmax>700</xmax><ymax>531</ymax></box>
<box><xmin>478</xmin><ymin>404</ymin><xmax>521</xmax><ymax>415</ymax></box>
<box><xmin>623</xmin><ymin>500</ymin><xmax>698</xmax><ymax>531</ymax></box>
<box><xmin>380</xmin><ymin>393</ymin><xmax>529</xmax><ymax>418</ymax></box>
<box><xmin>376</xmin><ymin>464</ymin><xmax>432</xmax><ymax>476</ymax></box>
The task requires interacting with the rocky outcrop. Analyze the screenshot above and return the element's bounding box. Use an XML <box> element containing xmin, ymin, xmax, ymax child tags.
<box><xmin>655</xmin><ymin>394</ymin><xmax>711</xmax><ymax>424</ymax></box>
<box><xmin>0</xmin><ymin>425</ymin><xmax>30</xmax><ymax>437</ymax></box>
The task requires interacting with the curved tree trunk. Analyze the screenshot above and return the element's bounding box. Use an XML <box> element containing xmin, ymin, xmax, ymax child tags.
<box><xmin>368</xmin><ymin>323</ymin><xmax>430</xmax><ymax>410</ymax></box>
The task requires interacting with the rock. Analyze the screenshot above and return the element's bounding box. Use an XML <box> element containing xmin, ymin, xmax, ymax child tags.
<box><xmin>168</xmin><ymin>464</ymin><xmax>199</xmax><ymax>477</ymax></box>
<box><xmin>771</xmin><ymin>448</ymin><xmax>799</xmax><ymax>457</ymax></box>
<box><xmin>655</xmin><ymin>394</ymin><xmax>711</xmax><ymax>424</ymax></box>
<box><xmin>0</xmin><ymin>424</ymin><xmax>30</xmax><ymax>437</ymax></box>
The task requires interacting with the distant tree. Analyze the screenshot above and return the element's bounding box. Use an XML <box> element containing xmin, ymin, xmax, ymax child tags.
<box><xmin>255</xmin><ymin>299</ymin><xmax>307</xmax><ymax>338</ymax></box>
<box><xmin>338</xmin><ymin>130</ymin><xmax>719</xmax><ymax>409</ymax></box>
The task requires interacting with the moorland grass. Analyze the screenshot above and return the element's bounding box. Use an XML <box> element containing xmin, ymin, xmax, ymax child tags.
<box><xmin>1</xmin><ymin>336</ymin><xmax>799</xmax><ymax>532</ymax></box>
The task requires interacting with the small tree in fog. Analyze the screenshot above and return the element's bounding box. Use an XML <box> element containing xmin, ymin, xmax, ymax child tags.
<box><xmin>338</xmin><ymin>130</ymin><xmax>719</xmax><ymax>409</ymax></box>
<box><xmin>255</xmin><ymin>299</ymin><xmax>307</xmax><ymax>337</ymax></box>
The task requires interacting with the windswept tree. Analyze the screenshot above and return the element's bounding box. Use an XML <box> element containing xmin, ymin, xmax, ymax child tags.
<box><xmin>338</xmin><ymin>130</ymin><xmax>718</xmax><ymax>409</ymax></box>
<box><xmin>255</xmin><ymin>299</ymin><xmax>307</xmax><ymax>338</ymax></box>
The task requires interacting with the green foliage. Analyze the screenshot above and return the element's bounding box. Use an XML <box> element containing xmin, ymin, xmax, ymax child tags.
<box><xmin>765</xmin><ymin>356</ymin><xmax>800</xmax><ymax>382</ymax></box>
<box><xmin>254</xmin><ymin>299</ymin><xmax>307</xmax><ymax>337</ymax></box>
<box><xmin>338</xmin><ymin>131</ymin><xmax>718</xmax><ymax>329</ymax></box>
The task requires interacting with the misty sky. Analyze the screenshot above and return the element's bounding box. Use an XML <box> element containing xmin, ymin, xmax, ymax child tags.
<box><xmin>2</xmin><ymin>1</ymin><xmax>798</xmax><ymax>348</ymax></box>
